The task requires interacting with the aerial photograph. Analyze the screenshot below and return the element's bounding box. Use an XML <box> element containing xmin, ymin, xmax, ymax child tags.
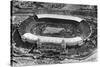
<box><xmin>11</xmin><ymin>0</ymin><xmax>97</xmax><ymax>66</ymax></box>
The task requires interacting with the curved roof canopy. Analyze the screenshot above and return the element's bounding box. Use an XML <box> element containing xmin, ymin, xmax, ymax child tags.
<box><xmin>36</xmin><ymin>14</ymin><xmax>83</xmax><ymax>22</ymax></box>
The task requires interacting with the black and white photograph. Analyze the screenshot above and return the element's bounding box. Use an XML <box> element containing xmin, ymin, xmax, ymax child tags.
<box><xmin>11</xmin><ymin>0</ymin><xmax>97</xmax><ymax>66</ymax></box>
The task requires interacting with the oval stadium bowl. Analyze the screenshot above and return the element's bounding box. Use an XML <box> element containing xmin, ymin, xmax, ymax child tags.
<box><xmin>17</xmin><ymin>14</ymin><xmax>94</xmax><ymax>60</ymax></box>
<box><xmin>19</xmin><ymin>14</ymin><xmax>92</xmax><ymax>47</ymax></box>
